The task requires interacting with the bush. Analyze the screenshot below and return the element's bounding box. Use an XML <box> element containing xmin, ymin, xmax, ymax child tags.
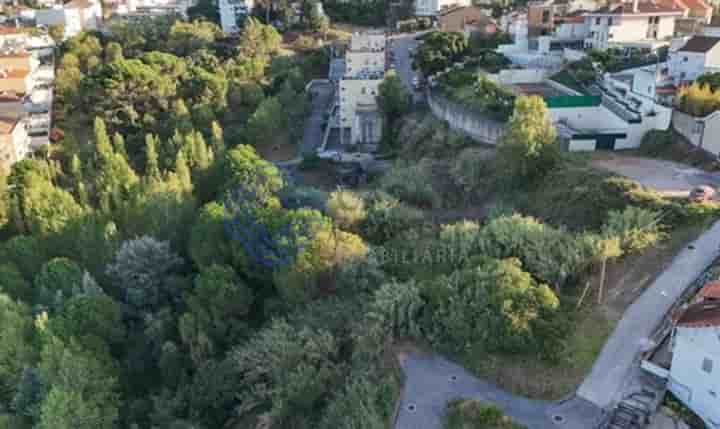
<box><xmin>476</xmin><ymin>215</ymin><xmax>597</xmax><ymax>289</ymax></box>
<box><xmin>361</xmin><ymin>191</ymin><xmax>424</xmax><ymax>243</ymax></box>
<box><xmin>601</xmin><ymin>207</ymin><xmax>665</xmax><ymax>253</ymax></box>
<box><xmin>450</xmin><ymin>147</ymin><xmax>495</xmax><ymax>195</ymax></box>
<box><xmin>379</xmin><ymin>160</ymin><xmax>441</xmax><ymax>208</ymax></box>
<box><xmin>639</xmin><ymin>130</ymin><xmax>674</xmax><ymax>157</ymax></box>
<box><xmin>280</xmin><ymin>185</ymin><xmax>328</xmax><ymax>211</ymax></box>
<box><xmin>445</xmin><ymin>398</ymin><xmax>526</xmax><ymax>429</ymax></box>
<box><xmin>326</xmin><ymin>189</ymin><xmax>367</xmax><ymax>231</ymax></box>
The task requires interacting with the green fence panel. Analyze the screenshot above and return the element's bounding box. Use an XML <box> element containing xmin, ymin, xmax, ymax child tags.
<box><xmin>545</xmin><ymin>96</ymin><xmax>602</xmax><ymax>108</ymax></box>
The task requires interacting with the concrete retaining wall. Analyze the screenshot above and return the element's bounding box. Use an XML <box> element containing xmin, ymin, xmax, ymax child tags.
<box><xmin>672</xmin><ymin>109</ymin><xmax>720</xmax><ymax>156</ymax></box>
<box><xmin>426</xmin><ymin>90</ymin><xmax>506</xmax><ymax>145</ymax></box>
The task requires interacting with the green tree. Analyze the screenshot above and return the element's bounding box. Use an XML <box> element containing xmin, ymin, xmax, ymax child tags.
<box><xmin>237</xmin><ymin>17</ymin><xmax>281</xmax><ymax>60</ymax></box>
<box><xmin>48</xmin><ymin>293</ymin><xmax>125</xmax><ymax>354</ymax></box>
<box><xmin>36</xmin><ymin>337</ymin><xmax>119</xmax><ymax>429</ymax></box>
<box><xmin>34</xmin><ymin>258</ymin><xmax>85</xmax><ymax>309</ymax></box>
<box><xmin>106</xmin><ymin>236</ymin><xmax>183</xmax><ymax>313</ymax></box>
<box><xmin>144</xmin><ymin>133</ymin><xmax>162</xmax><ymax>181</ymax></box>
<box><xmin>48</xmin><ymin>25</ymin><xmax>64</xmax><ymax>44</ymax></box>
<box><xmin>497</xmin><ymin>96</ymin><xmax>559</xmax><ymax>185</ymax></box>
<box><xmin>0</xmin><ymin>263</ymin><xmax>31</xmax><ymax>303</ymax></box>
<box><xmin>0</xmin><ymin>293</ymin><xmax>36</xmax><ymax>403</ymax></box>
<box><xmin>245</xmin><ymin>96</ymin><xmax>285</xmax><ymax>147</ymax></box>
<box><xmin>188</xmin><ymin>202</ymin><xmax>233</xmax><ymax>268</ymax></box>
<box><xmin>167</xmin><ymin>20</ymin><xmax>220</xmax><ymax>56</ymax></box>
<box><xmin>221</xmin><ymin>144</ymin><xmax>284</xmax><ymax>201</ymax></box>
<box><xmin>326</xmin><ymin>189</ymin><xmax>366</xmax><ymax>231</ymax></box>
<box><xmin>377</xmin><ymin>71</ymin><xmax>411</xmax><ymax>149</ymax></box>
<box><xmin>179</xmin><ymin>265</ymin><xmax>253</xmax><ymax>364</ymax></box>
<box><xmin>413</xmin><ymin>32</ymin><xmax>468</xmax><ymax>76</ymax></box>
<box><xmin>104</xmin><ymin>42</ymin><xmax>124</xmax><ymax>63</ymax></box>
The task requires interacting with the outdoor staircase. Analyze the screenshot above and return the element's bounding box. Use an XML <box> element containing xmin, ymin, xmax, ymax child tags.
<box><xmin>597</xmin><ymin>386</ymin><xmax>665</xmax><ymax>429</ymax></box>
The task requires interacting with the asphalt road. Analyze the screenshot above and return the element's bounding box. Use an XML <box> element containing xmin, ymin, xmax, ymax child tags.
<box><xmin>577</xmin><ymin>219</ymin><xmax>720</xmax><ymax>408</ymax></box>
<box><xmin>389</xmin><ymin>33</ymin><xmax>424</xmax><ymax>104</ymax></box>
<box><xmin>301</xmin><ymin>81</ymin><xmax>333</xmax><ymax>156</ymax></box>
<box><xmin>396</xmin><ymin>354</ymin><xmax>554</xmax><ymax>429</ymax></box>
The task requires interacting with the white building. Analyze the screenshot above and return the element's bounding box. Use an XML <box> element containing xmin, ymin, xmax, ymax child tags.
<box><xmin>219</xmin><ymin>0</ymin><xmax>253</xmax><ymax>34</ymax></box>
<box><xmin>415</xmin><ymin>0</ymin><xmax>471</xmax><ymax>16</ymax></box>
<box><xmin>666</xmin><ymin>283</ymin><xmax>720</xmax><ymax>429</ymax></box>
<box><xmin>583</xmin><ymin>0</ymin><xmax>684</xmax><ymax>50</ymax></box>
<box><xmin>339</xmin><ymin>78</ymin><xmax>383</xmax><ymax>145</ymax></box>
<box><xmin>668</xmin><ymin>35</ymin><xmax>720</xmax><ymax>84</ymax></box>
<box><xmin>335</xmin><ymin>31</ymin><xmax>387</xmax><ymax>146</ymax></box>
<box><xmin>35</xmin><ymin>0</ymin><xmax>103</xmax><ymax>39</ymax></box>
<box><xmin>0</xmin><ymin>114</ymin><xmax>30</xmax><ymax>173</ymax></box>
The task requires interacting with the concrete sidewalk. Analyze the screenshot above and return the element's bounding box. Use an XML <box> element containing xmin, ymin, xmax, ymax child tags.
<box><xmin>577</xmin><ymin>220</ymin><xmax>720</xmax><ymax>408</ymax></box>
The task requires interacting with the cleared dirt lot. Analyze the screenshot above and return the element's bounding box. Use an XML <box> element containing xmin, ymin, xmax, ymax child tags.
<box><xmin>592</xmin><ymin>153</ymin><xmax>720</xmax><ymax>197</ymax></box>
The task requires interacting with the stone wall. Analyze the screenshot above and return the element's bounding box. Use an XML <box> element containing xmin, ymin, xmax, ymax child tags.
<box><xmin>426</xmin><ymin>89</ymin><xmax>506</xmax><ymax>145</ymax></box>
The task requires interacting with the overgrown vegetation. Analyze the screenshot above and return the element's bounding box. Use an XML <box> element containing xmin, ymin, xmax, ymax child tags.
<box><xmin>445</xmin><ymin>399</ymin><xmax>526</xmax><ymax>429</ymax></box>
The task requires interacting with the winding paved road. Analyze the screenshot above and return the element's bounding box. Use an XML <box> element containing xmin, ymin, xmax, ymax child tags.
<box><xmin>395</xmin><ymin>220</ymin><xmax>720</xmax><ymax>429</ymax></box>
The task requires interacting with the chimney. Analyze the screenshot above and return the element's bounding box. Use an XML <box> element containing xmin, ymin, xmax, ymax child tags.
<box><xmin>633</xmin><ymin>0</ymin><xmax>639</xmax><ymax>12</ymax></box>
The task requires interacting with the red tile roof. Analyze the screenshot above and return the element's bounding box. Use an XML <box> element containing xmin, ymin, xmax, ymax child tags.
<box><xmin>677</xmin><ymin>302</ymin><xmax>720</xmax><ymax>327</ymax></box>
<box><xmin>589</xmin><ymin>1</ymin><xmax>684</xmax><ymax>15</ymax></box>
<box><xmin>673</xmin><ymin>0</ymin><xmax>712</xmax><ymax>13</ymax></box>
<box><xmin>699</xmin><ymin>281</ymin><xmax>720</xmax><ymax>300</ymax></box>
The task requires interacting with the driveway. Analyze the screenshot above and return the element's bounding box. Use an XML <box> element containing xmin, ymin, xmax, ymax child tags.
<box><xmin>592</xmin><ymin>155</ymin><xmax>720</xmax><ymax>197</ymax></box>
<box><xmin>301</xmin><ymin>81</ymin><xmax>333</xmax><ymax>156</ymax></box>
<box><xmin>389</xmin><ymin>33</ymin><xmax>424</xmax><ymax>104</ymax></box>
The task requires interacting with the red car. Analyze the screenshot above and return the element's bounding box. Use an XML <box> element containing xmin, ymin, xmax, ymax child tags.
<box><xmin>689</xmin><ymin>185</ymin><xmax>716</xmax><ymax>202</ymax></box>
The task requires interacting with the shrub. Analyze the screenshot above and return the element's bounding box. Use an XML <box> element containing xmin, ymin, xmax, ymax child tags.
<box><xmin>379</xmin><ymin>160</ymin><xmax>441</xmax><ymax>208</ymax></box>
<box><xmin>280</xmin><ymin>186</ymin><xmax>328</xmax><ymax>211</ymax></box>
<box><xmin>445</xmin><ymin>398</ymin><xmax>527</xmax><ymax>429</ymax></box>
<box><xmin>361</xmin><ymin>191</ymin><xmax>424</xmax><ymax>243</ymax></box>
<box><xmin>326</xmin><ymin>189</ymin><xmax>367</xmax><ymax>231</ymax></box>
<box><xmin>639</xmin><ymin>130</ymin><xmax>674</xmax><ymax>157</ymax></box>
<box><xmin>450</xmin><ymin>147</ymin><xmax>495</xmax><ymax>195</ymax></box>
<box><xmin>476</xmin><ymin>215</ymin><xmax>597</xmax><ymax>289</ymax></box>
<box><xmin>601</xmin><ymin>206</ymin><xmax>665</xmax><ymax>253</ymax></box>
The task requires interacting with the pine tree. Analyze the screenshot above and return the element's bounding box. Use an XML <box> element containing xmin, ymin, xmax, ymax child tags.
<box><xmin>112</xmin><ymin>133</ymin><xmax>128</xmax><ymax>160</ymax></box>
<box><xmin>93</xmin><ymin>117</ymin><xmax>112</xmax><ymax>158</ymax></box>
<box><xmin>144</xmin><ymin>134</ymin><xmax>161</xmax><ymax>182</ymax></box>
<box><xmin>175</xmin><ymin>150</ymin><xmax>193</xmax><ymax>192</ymax></box>
<box><xmin>211</xmin><ymin>121</ymin><xmax>225</xmax><ymax>155</ymax></box>
<box><xmin>193</xmin><ymin>131</ymin><xmax>211</xmax><ymax>170</ymax></box>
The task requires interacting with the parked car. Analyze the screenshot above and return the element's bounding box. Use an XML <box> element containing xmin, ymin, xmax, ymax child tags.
<box><xmin>689</xmin><ymin>185</ymin><xmax>716</xmax><ymax>202</ymax></box>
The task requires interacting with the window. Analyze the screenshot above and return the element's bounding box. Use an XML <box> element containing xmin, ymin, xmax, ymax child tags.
<box><xmin>680</xmin><ymin>71</ymin><xmax>686</xmax><ymax>79</ymax></box>
<box><xmin>596</xmin><ymin>17</ymin><xmax>601</xmax><ymax>25</ymax></box>
<box><xmin>683</xmin><ymin>56</ymin><xmax>688</xmax><ymax>62</ymax></box>
<box><xmin>693</xmin><ymin>121</ymin><xmax>703</xmax><ymax>134</ymax></box>
<box><xmin>542</xmin><ymin>10</ymin><xmax>550</xmax><ymax>23</ymax></box>
<box><xmin>608</xmin><ymin>17</ymin><xmax>613</xmax><ymax>25</ymax></box>
<box><xmin>361</xmin><ymin>87</ymin><xmax>366</xmax><ymax>95</ymax></box>
<box><xmin>648</xmin><ymin>17</ymin><xmax>653</xmax><ymax>23</ymax></box>
<box><xmin>702</xmin><ymin>358</ymin><xmax>713</xmax><ymax>373</ymax></box>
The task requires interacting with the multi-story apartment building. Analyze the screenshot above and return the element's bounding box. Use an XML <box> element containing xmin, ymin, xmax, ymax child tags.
<box><xmin>0</xmin><ymin>114</ymin><xmax>29</xmax><ymax>174</ymax></box>
<box><xmin>668</xmin><ymin>35</ymin><xmax>720</xmax><ymax>83</ymax></box>
<box><xmin>336</xmin><ymin>32</ymin><xmax>386</xmax><ymax>146</ymax></box>
<box><xmin>0</xmin><ymin>50</ymin><xmax>39</xmax><ymax>96</ymax></box>
<box><xmin>414</xmin><ymin>0</ymin><xmax>470</xmax><ymax>17</ymax></box>
<box><xmin>35</xmin><ymin>0</ymin><xmax>102</xmax><ymax>39</ymax></box>
<box><xmin>219</xmin><ymin>0</ymin><xmax>253</xmax><ymax>33</ymax></box>
<box><xmin>583</xmin><ymin>0</ymin><xmax>684</xmax><ymax>50</ymax></box>
<box><xmin>338</xmin><ymin>78</ymin><xmax>383</xmax><ymax>145</ymax></box>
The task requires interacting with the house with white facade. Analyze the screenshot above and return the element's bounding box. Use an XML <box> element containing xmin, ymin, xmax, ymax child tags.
<box><xmin>668</xmin><ymin>35</ymin><xmax>720</xmax><ymax>84</ymax></box>
<box><xmin>666</xmin><ymin>283</ymin><xmax>720</xmax><ymax>429</ymax></box>
<box><xmin>35</xmin><ymin>0</ymin><xmax>102</xmax><ymax>39</ymax></box>
<box><xmin>415</xmin><ymin>0</ymin><xmax>471</xmax><ymax>16</ymax></box>
<box><xmin>583</xmin><ymin>0</ymin><xmax>684</xmax><ymax>50</ymax></box>
<box><xmin>218</xmin><ymin>0</ymin><xmax>253</xmax><ymax>34</ymax></box>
